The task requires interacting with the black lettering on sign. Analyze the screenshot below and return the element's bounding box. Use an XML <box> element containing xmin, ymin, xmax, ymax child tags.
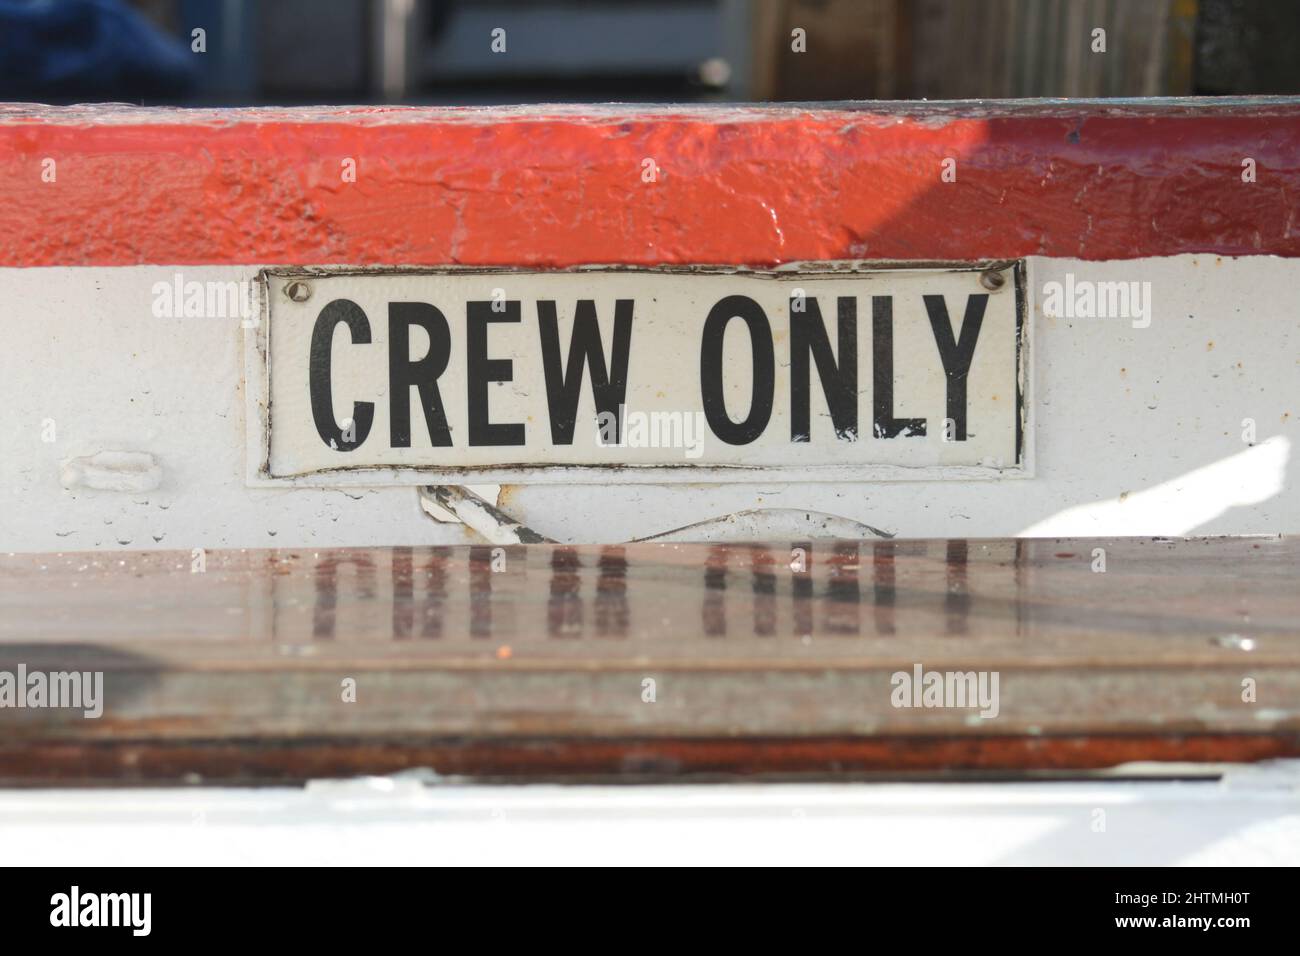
<box><xmin>537</xmin><ymin>299</ymin><xmax>635</xmax><ymax>445</ymax></box>
<box><xmin>872</xmin><ymin>295</ymin><xmax>926</xmax><ymax>439</ymax></box>
<box><xmin>309</xmin><ymin>298</ymin><xmax>374</xmax><ymax>451</ymax></box>
<box><xmin>700</xmin><ymin>295</ymin><xmax>775</xmax><ymax>445</ymax></box>
<box><xmin>791</xmin><ymin>295</ymin><xmax>858</xmax><ymax>441</ymax></box>
<box><xmin>388</xmin><ymin>302</ymin><xmax>452</xmax><ymax>448</ymax></box>
<box><xmin>466</xmin><ymin>300</ymin><xmax>526</xmax><ymax>447</ymax></box>
<box><xmin>924</xmin><ymin>293</ymin><xmax>988</xmax><ymax>442</ymax></box>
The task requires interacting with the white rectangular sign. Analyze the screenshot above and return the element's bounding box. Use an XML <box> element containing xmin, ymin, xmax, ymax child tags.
<box><xmin>253</xmin><ymin>264</ymin><xmax>1027</xmax><ymax>484</ymax></box>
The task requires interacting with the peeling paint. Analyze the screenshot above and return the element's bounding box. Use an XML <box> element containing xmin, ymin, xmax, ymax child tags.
<box><xmin>60</xmin><ymin>452</ymin><xmax>162</xmax><ymax>494</ymax></box>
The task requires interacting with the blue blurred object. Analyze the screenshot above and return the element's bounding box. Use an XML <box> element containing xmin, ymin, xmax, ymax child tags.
<box><xmin>0</xmin><ymin>0</ymin><xmax>200</xmax><ymax>100</ymax></box>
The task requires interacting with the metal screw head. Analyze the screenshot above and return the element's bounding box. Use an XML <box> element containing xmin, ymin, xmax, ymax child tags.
<box><xmin>284</xmin><ymin>280</ymin><xmax>312</xmax><ymax>303</ymax></box>
<box><xmin>980</xmin><ymin>269</ymin><xmax>1007</xmax><ymax>292</ymax></box>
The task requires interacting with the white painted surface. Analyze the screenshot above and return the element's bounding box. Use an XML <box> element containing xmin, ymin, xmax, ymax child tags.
<box><xmin>0</xmin><ymin>255</ymin><xmax>1295</xmax><ymax>551</ymax></box>
<box><xmin>0</xmin><ymin>774</ymin><xmax>1297</xmax><ymax>865</ymax></box>
<box><xmin>258</xmin><ymin>266</ymin><xmax>1023</xmax><ymax>480</ymax></box>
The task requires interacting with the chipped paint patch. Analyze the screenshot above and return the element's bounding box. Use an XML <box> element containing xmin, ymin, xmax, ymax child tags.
<box><xmin>60</xmin><ymin>452</ymin><xmax>162</xmax><ymax>494</ymax></box>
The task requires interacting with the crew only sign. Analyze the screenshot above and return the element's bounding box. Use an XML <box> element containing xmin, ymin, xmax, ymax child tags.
<box><xmin>258</xmin><ymin>266</ymin><xmax>1024</xmax><ymax>483</ymax></box>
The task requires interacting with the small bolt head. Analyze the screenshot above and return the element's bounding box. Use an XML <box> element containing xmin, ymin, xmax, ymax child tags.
<box><xmin>980</xmin><ymin>269</ymin><xmax>1007</xmax><ymax>292</ymax></box>
<box><xmin>284</xmin><ymin>280</ymin><xmax>312</xmax><ymax>303</ymax></box>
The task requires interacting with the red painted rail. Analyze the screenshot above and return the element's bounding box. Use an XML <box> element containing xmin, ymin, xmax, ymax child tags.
<box><xmin>2</xmin><ymin>99</ymin><xmax>1298</xmax><ymax>267</ymax></box>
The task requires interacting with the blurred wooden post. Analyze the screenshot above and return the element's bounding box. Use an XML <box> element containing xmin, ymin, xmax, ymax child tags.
<box><xmin>750</xmin><ymin>0</ymin><xmax>1196</xmax><ymax>100</ymax></box>
<box><xmin>750</xmin><ymin>0</ymin><xmax>906</xmax><ymax>100</ymax></box>
<box><xmin>911</xmin><ymin>0</ymin><xmax>1197</xmax><ymax>98</ymax></box>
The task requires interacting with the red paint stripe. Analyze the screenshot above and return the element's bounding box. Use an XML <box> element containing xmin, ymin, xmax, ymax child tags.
<box><xmin>1</xmin><ymin>102</ymin><xmax>1297</xmax><ymax>267</ymax></box>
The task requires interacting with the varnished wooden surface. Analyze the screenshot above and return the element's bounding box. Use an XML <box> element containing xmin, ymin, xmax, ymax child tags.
<box><xmin>1</xmin><ymin>536</ymin><xmax>1297</xmax><ymax>781</ymax></box>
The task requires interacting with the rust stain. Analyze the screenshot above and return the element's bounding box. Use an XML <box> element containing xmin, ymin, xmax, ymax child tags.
<box><xmin>496</xmin><ymin>484</ymin><xmax>520</xmax><ymax>511</ymax></box>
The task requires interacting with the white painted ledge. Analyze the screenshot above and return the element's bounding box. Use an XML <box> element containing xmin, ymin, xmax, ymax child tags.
<box><xmin>1</xmin><ymin>772</ymin><xmax>1298</xmax><ymax>866</ymax></box>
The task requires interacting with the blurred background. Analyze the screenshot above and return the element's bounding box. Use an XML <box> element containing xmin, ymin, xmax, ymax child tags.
<box><xmin>3</xmin><ymin>0</ymin><xmax>1300</xmax><ymax>105</ymax></box>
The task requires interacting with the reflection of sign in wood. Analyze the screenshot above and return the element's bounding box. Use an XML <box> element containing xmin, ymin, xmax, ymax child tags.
<box><xmin>1</xmin><ymin>537</ymin><xmax>1295</xmax><ymax>779</ymax></box>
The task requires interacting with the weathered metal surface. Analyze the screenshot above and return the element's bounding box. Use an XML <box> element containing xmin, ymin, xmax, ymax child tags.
<box><xmin>6</xmin><ymin>101</ymin><xmax>1300</xmax><ymax>267</ymax></box>
<box><xmin>1</xmin><ymin>536</ymin><xmax>1296</xmax><ymax>781</ymax></box>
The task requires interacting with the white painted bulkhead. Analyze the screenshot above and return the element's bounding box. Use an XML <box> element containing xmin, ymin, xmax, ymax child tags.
<box><xmin>1</xmin><ymin>255</ymin><xmax>1295</xmax><ymax>552</ymax></box>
